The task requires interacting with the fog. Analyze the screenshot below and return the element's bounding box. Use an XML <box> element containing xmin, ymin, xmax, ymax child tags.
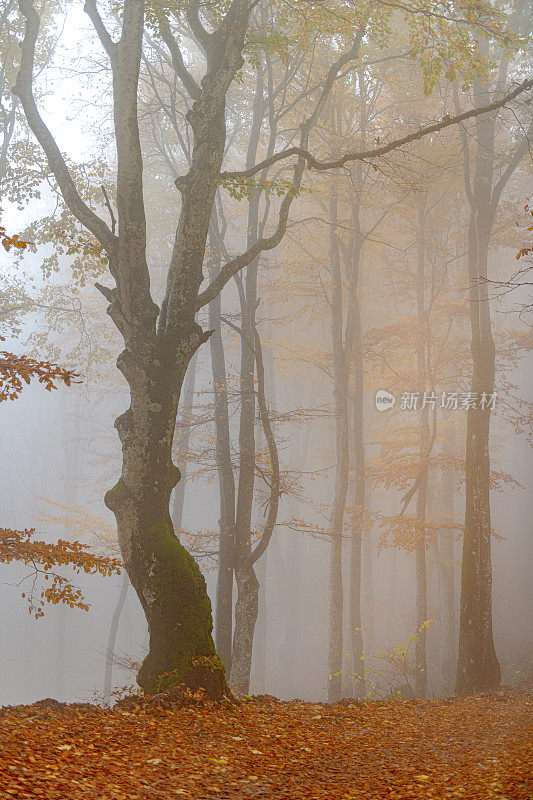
<box><xmin>1</xmin><ymin>0</ymin><xmax>532</xmax><ymax>711</ymax></box>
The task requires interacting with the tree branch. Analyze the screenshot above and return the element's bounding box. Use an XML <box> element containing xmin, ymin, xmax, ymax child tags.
<box><xmin>220</xmin><ymin>78</ymin><xmax>532</xmax><ymax>182</ymax></box>
<box><xmin>186</xmin><ymin>0</ymin><xmax>212</xmax><ymax>54</ymax></box>
<box><xmin>84</xmin><ymin>0</ymin><xmax>117</xmax><ymax>61</ymax></box>
<box><xmin>101</xmin><ymin>185</ymin><xmax>116</xmax><ymax>235</ymax></box>
<box><xmin>158</xmin><ymin>16</ymin><xmax>201</xmax><ymax>100</ymax></box>
<box><xmin>14</xmin><ymin>0</ymin><xmax>117</xmax><ymax>258</ymax></box>
<box><xmin>194</xmin><ymin>23</ymin><xmax>369</xmax><ymax>311</ymax></box>
<box><xmin>490</xmin><ymin>117</ymin><xmax>533</xmax><ymax>218</ymax></box>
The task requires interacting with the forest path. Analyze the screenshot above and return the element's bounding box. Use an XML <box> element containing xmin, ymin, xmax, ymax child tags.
<box><xmin>1</xmin><ymin>689</ymin><xmax>531</xmax><ymax>799</ymax></box>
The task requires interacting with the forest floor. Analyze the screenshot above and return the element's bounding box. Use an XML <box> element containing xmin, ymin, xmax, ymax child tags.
<box><xmin>0</xmin><ymin>689</ymin><xmax>531</xmax><ymax>799</ymax></box>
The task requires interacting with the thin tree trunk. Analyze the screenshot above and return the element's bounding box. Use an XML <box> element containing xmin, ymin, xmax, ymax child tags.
<box><xmin>284</xmin><ymin>428</ymin><xmax>309</xmax><ymax>697</ymax></box>
<box><xmin>327</xmin><ymin>166</ymin><xmax>349</xmax><ymax>702</ymax></box>
<box><xmin>326</xmin><ymin>78</ymin><xmax>367</xmax><ymax>701</ymax></box>
<box><xmin>388</xmin><ymin>546</ymin><xmax>398</xmax><ymax>642</ymax></box>
<box><xmin>455</xmin><ymin>69</ymin><xmax>515</xmax><ymax>694</ymax></box>
<box><xmin>270</xmin><ymin>530</ymin><xmax>289</xmax><ymax>694</ymax></box>
<box><xmin>349</xmin><ymin>306</ymin><xmax>365</xmax><ymax>699</ymax></box>
<box><xmin>207</xmin><ymin>227</ymin><xmax>236</xmax><ymax>672</ymax></box>
<box><xmin>456</xmin><ymin>209</ymin><xmax>500</xmax><ymax>693</ymax></box>
<box><xmin>414</xmin><ymin>193</ymin><xmax>428</xmax><ymax>699</ymax></box>
<box><xmin>363</xmin><ymin>485</ymin><xmax>375</xmax><ymax>653</ymax></box>
<box><xmin>228</xmin><ymin>64</ymin><xmax>264</xmax><ymax>694</ymax></box>
<box><xmin>439</xmin><ymin>422</ymin><xmax>456</xmax><ymax>690</ymax></box>
<box><xmin>252</xmin><ymin>550</ymin><xmax>268</xmax><ymax>693</ymax></box>
<box><xmin>230</xmin><ymin>253</ymin><xmax>260</xmax><ymax>694</ymax></box>
<box><xmin>104</xmin><ymin>570</ymin><xmax>130</xmax><ymax>697</ymax></box>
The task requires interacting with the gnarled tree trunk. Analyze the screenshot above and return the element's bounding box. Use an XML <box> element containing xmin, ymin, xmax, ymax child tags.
<box><xmin>15</xmin><ymin>0</ymin><xmax>250</xmax><ymax>697</ymax></box>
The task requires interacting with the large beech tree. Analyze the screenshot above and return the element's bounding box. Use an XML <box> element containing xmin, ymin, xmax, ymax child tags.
<box><xmin>14</xmin><ymin>0</ymin><xmax>531</xmax><ymax>697</ymax></box>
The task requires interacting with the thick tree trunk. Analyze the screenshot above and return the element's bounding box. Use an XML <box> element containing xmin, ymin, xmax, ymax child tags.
<box><xmin>105</xmin><ymin>327</ymin><xmax>224</xmax><ymax>696</ymax></box>
<box><xmin>457</xmin><ymin>391</ymin><xmax>499</xmax><ymax>694</ymax></box>
<box><xmin>452</xmin><ymin>66</ymin><xmax>529</xmax><ymax>694</ymax></box>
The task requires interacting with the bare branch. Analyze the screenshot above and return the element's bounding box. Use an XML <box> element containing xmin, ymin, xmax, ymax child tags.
<box><xmin>84</xmin><ymin>0</ymin><xmax>117</xmax><ymax>61</ymax></box>
<box><xmin>490</xmin><ymin>117</ymin><xmax>533</xmax><ymax>217</ymax></box>
<box><xmin>158</xmin><ymin>16</ymin><xmax>200</xmax><ymax>101</ymax></box>
<box><xmin>14</xmin><ymin>0</ymin><xmax>117</xmax><ymax>257</ymax></box>
<box><xmin>194</xmin><ymin>23</ymin><xmax>369</xmax><ymax>311</ymax></box>
<box><xmin>220</xmin><ymin>78</ymin><xmax>533</xmax><ymax>182</ymax></box>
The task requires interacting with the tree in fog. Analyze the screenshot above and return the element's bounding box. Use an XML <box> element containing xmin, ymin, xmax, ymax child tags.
<box><xmin>11</xmin><ymin>0</ymin><xmax>530</xmax><ymax>698</ymax></box>
<box><xmin>452</xmin><ymin>18</ymin><xmax>532</xmax><ymax>694</ymax></box>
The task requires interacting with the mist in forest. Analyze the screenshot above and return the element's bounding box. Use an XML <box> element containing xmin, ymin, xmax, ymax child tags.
<box><xmin>1</xmin><ymin>0</ymin><xmax>532</xmax><ymax>712</ymax></box>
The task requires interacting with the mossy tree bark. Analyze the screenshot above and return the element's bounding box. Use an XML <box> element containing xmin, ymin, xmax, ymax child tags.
<box><xmin>104</xmin><ymin>327</ymin><xmax>223</xmax><ymax>695</ymax></box>
<box><xmin>15</xmin><ymin>0</ymin><xmax>251</xmax><ymax>698</ymax></box>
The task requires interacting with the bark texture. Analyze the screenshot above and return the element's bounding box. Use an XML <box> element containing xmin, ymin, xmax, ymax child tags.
<box><xmin>455</xmin><ymin>69</ymin><xmax>531</xmax><ymax>694</ymax></box>
<box><xmin>15</xmin><ymin>0</ymin><xmax>250</xmax><ymax>697</ymax></box>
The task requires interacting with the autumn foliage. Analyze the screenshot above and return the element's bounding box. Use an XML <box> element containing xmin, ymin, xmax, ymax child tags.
<box><xmin>0</xmin><ymin>691</ymin><xmax>531</xmax><ymax>799</ymax></box>
<box><xmin>0</xmin><ymin>224</ymin><xmax>29</xmax><ymax>253</ymax></box>
<box><xmin>1</xmin><ymin>234</ymin><xmax>119</xmax><ymax>614</ymax></box>
<box><xmin>0</xmin><ymin>527</ymin><xmax>122</xmax><ymax>618</ymax></box>
<box><xmin>0</xmin><ymin>340</ymin><xmax>77</xmax><ymax>401</ymax></box>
